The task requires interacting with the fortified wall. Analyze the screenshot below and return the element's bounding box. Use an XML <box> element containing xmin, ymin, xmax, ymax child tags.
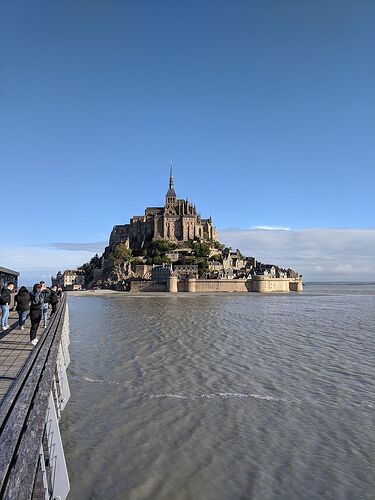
<box><xmin>173</xmin><ymin>277</ymin><xmax>303</xmax><ymax>293</ymax></box>
<box><xmin>250</xmin><ymin>275</ymin><xmax>303</xmax><ymax>293</ymax></box>
<box><xmin>127</xmin><ymin>276</ymin><xmax>303</xmax><ymax>293</ymax></box>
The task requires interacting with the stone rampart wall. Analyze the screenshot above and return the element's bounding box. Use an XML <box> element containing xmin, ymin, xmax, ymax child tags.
<box><xmin>177</xmin><ymin>281</ymin><xmax>189</xmax><ymax>292</ymax></box>
<box><xmin>289</xmin><ymin>279</ymin><xmax>303</xmax><ymax>292</ymax></box>
<box><xmin>130</xmin><ymin>277</ymin><xmax>303</xmax><ymax>293</ymax></box>
<box><xmin>250</xmin><ymin>276</ymin><xmax>303</xmax><ymax>292</ymax></box>
<box><xmin>130</xmin><ymin>281</ymin><xmax>167</xmax><ymax>293</ymax></box>
<box><xmin>194</xmin><ymin>279</ymin><xmax>250</xmax><ymax>293</ymax></box>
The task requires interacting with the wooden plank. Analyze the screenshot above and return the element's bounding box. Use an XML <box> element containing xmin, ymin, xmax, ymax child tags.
<box><xmin>0</xmin><ymin>380</ymin><xmax>13</xmax><ymax>399</ymax></box>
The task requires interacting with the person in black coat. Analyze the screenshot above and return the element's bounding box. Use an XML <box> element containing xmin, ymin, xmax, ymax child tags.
<box><xmin>40</xmin><ymin>282</ymin><xmax>51</xmax><ymax>328</ymax></box>
<box><xmin>29</xmin><ymin>283</ymin><xmax>44</xmax><ymax>345</ymax></box>
<box><xmin>50</xmin><ymin>286</ymin><xmax>59</xmax><ymax>317</ymax></box>
<box><xmin>1</xmin><ymin>282</ymin><xmax>15</xmax><ymax>331</ymax></box>
<box><xmin>15</xmin><ymin>286</ymin><xmax>30</xmax><ymax>330</ymax></box>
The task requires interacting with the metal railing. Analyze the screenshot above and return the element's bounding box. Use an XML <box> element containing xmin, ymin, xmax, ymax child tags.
<box><xmin>0</xmin><ymin>294</ymin><xmax>68</xmax><ymax>499</ymax></box>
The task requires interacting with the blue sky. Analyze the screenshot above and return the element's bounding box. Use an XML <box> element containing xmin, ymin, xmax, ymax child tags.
<box><xmin>0</xmin><ymin>0</ymin><xmax>374</xmax><ymax>284</ymax></box>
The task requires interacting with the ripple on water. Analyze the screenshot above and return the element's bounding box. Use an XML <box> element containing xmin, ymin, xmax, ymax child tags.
<box><xmin>61</xmin><ymin>285</ymin><xmax>375</xmax><ymax>500</ymax></box>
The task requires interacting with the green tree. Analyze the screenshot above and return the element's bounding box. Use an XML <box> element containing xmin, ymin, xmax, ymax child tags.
<box><xmin>90</xmin><ymin>253</ymin><xmax>102</xmax><ymax>268</ymax></box>
<box><xmin>106</xmin><ymin>251</ymin><xmax>114</xmax><ymax>262</ymax></box>
<box><xmin>192</xmin><ymin>242</ymin><xmax>210</xmax><ymax>258</ymax></box>
<box><xmin>143</xmin><ymin>240</ymin><xmax>177</xmax><ymax>258</ymax></box>
<box><xmin>152</xmin><ymin>256</ymin><xmax>164</xmax><ymax>265</ymax></box>
<box><xmin>212</xmin><ymin>240</ymin><xmax>225</xmax><ymax>250</ymax></box>
<box><xmin>113</xmin><ymin>244</ymin><xmax>133</xmax><ymax>261</ymax></box>
<box><xmin>132</xmin><ymin>258</ymin><xmax>145</xmax><ymax>265</ymax></box>
<box><xmin>184</xmin><ymin>240</ymin><xmax>194</xmax><ymax>249</ymax></box>
<box><xmin>79</xmin><ymin>253</ymin><xmax>103</xmax><ymax>284</ymax></box>
<box><xmin>197</xmin><ymin>259</ymin><xmax>209</xmax><ymax>276</ymax></box>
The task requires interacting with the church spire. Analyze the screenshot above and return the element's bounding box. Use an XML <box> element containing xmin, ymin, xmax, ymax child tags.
<box><xmin>165</xmin><ymin>161</ymin><xmax>177</xmax><ymax>208</ymax></box>
<box><xmin>169</xmin><ymin>161</ymin><xmax>174</xmax><ymax>190</ymax></box>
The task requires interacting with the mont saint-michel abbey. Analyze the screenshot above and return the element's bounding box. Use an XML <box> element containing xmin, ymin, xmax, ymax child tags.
<box><xmin>52</xmin><ymin>165</ymin><xmax>302</xmax><ymax>293</ymax></box>
<box><xmin>109</xmin><ymin>167</ymin><xmax>218</xmax><ymax>250</ymax></box>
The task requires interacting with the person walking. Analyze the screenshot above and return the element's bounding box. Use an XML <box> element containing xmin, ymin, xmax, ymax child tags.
<box><xmin>29</xmin><ymin>283</ymin><xmax>44</xmax><ymax>345</ymax></box>
<box><xmin>0</xmin><ymin>282</ymin><xmax>15</xmax><ymax>331</ymax></box>
<box><xmin>40</xmin><ymin>281</ymin><xmax>51</xmax><ymax>329</ymax></box>
<box><xmin>9</xmin><ymin>286</ymin><xmax>16</xmax><ymax>311</ymax></box>
<box><xmin>50</xmin><ymin>286</ymin><xmax>59</xmax><ymax>317</ymax></box>
<box><xmin>15</xmin><ymin>286</ymin><xmax>30</xmax><ymax>330</ymax></box>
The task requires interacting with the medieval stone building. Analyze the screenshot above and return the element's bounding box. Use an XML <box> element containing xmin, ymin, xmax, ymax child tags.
<box><xmin>109</xmin><ymin>166</ymin><xmax>217</xmax><ymax>250</ymax></box>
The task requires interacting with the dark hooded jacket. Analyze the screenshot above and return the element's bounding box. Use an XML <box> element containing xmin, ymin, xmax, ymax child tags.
<box><xmin>29</xmin><ymin>284</ymin><xmax>44</xmax><ymax>310</ymax></box>
<box><xmin>50</xmin><ymin>289</ymin><xmax>59</xmax><ymax>304</ymax></box>
<box><xmin>42</xmin><ymin>288</ymin><xmax>51</xmax><ymax>304</ymax></box>
<box><xmin>0</xmin><ymin>287</ymin><xmax>11</xmax><ymax>305</ymax></box>
<box><xmin>15</xmin><ymin>287</ymin><xmax>30</xmax><ymax>312</ymax></box>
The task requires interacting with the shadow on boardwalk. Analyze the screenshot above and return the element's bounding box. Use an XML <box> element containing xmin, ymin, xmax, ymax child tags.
<box><xmin>0</xmin><ymin>310</ymin><xmax>34</xmax><ymax>402</ymax></box>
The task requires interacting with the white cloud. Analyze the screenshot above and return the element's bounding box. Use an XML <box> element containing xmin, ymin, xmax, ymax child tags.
<box><xmin>218</xmin><ymin>228</ymin><xmax>375</xmax><ymax>281</ymax></box>
<box><xmin>1</xmin><ymin>230</ymin><xmax>374</xmax><ymax>285</ymax></box>
<box><xmin>252</xmin><ymin>225</ymin><xmax>291</xmax><ymax>231</ymax></box>
<box><xmin>49</xmin><ymin>242</ymin><xmax>107</xmax><ymax>252</ymax></box>
<box><xmin>0</xmin><ymin>242</ymin><xmax>106</xmax><ymax>286</ymax></box>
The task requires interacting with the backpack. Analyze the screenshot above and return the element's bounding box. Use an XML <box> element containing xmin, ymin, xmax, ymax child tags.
<box><xmin>42</xmin><ymin>288</ymin><xmax>51</xmax><ymax>304</ymax></box>
<box><xmin>30</xmin><ymin>291</ymin><xmax>43</xmax><ymax>310</ymax></box>
<box><xmin>50</xmin><ymin>291</ymin><xmax>58</xmax><ymax>304</ymax></box>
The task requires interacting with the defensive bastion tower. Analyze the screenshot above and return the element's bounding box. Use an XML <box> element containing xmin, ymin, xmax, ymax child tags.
<box><xmin>109</xmin><ymin>165</ymin><xmax>217</xmax><ymax>251</ymax></box>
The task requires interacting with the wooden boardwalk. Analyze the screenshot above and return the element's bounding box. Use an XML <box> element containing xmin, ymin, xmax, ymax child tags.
<box><xmin>0</xmin><ymin>310</ymin><xmax>34</xmax><ymax>403</ymax></box>
<box><xmin>0</xmin><ymin>296</ymin><xmax>70</xmax><ymax>500</ymax></box>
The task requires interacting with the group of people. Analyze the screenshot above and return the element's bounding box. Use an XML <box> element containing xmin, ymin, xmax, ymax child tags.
<box><xmin>0</xmin><ymin>281</ymin><xmax>62</xmax><ymax>346</ymax></box>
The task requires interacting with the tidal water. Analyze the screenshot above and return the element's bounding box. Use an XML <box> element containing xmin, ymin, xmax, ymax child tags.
<box><xmin>60</xmin><ymin>283</ymin><xmax>375</xmax><ymax>500</ymax></box>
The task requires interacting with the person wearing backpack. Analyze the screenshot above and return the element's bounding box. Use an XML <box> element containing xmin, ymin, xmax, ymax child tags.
<box><xmin>15</xmin><ymin>286</ymin><xmax>30</xmax><ymax>330</ymax></box>
<box><xmin>40</xmin><ymin>281</ymin><xmax>51</xmax><ymax>328</ymax></box>
<box><xmin>50</xmin><ymin>286</ymin><xmax>59</xmax><ymax>317</ymax></box>
<box><xmin>29</xmin><ymin>283</ymin><xmax>44</xmax><ymax>345</ymax></box>
<box><xmin>0</xmin><ymin>282</ymin><xmax>15</xmax><ymax>331</ymax></box>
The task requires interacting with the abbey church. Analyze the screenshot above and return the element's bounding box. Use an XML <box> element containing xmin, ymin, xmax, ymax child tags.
<box><xmin>109</xmin><ymin>166</ymin><xmax>218</xmax><ymax>250</ymax></box>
